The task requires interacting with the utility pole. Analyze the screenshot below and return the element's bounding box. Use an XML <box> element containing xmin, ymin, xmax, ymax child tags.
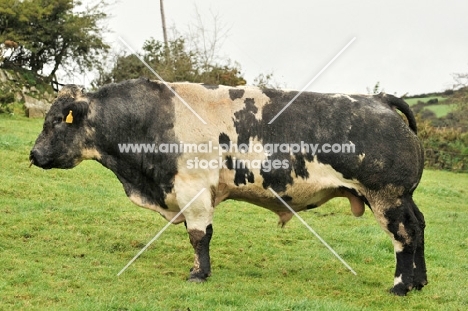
<box><xmin>160</xmin><ymin>0</ymin><xmax>168</xmax><ymax>47</ymax></box>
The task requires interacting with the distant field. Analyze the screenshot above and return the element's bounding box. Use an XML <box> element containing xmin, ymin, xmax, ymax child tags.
<box><xmin>405</xmin><ymin>97</ymin><xmax>447</xmax><ymax>106</ymax></box>
<box><xmin>405</xmin><ymin>96</ymin><xmax>456</xmax><ymax>117</ymax></box>
<box><xmin>1</xmin><ymin>114</ymin><xmax>468</xmax><ymax>310</ymax></box>
<box><xmin>425</xmin><ymin>104</ymin><xmax>457</xmax><ymax>118</ymax></box>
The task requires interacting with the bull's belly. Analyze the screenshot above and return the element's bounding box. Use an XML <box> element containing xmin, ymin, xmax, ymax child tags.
<box><xmin>218</xmin><ymin>157</ymin><xmax>364</xmax><ymax>212</ymax></box>
<box><xmin>224</xmin><ymin>182</ymin><xmax>365</xmax><ymax>226</ymax></box>
<box><xmin>226</xmin><ymin>184</ymin><xmax>337</xmax><ymax>212</ymax></box>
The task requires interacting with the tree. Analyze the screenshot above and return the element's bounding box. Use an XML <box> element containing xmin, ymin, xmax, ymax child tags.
<box><xmin>185</xmin><ymin>6</ymin><xmax>229</xmax><ymax>71</ymax></box>
<box><xmin>93</xmin><ymin>4</ymin><xmax>247</xmax><ymax>88</ymax></box>
<box><xmin>366</xmin><ymin>81</ymin><xmax>383</xmax><ymax>95</ymax></box>
<box><xmin>451</xmin><ymin>72</ymin><xmax>468</xmax><ymax>90</ymax></box>
<box><xmin>93</xmin><ymin>36</ymin><xmax>246</xmax><ymax>87</ymax></box>
<box><xmin>253</xmin><ymin>72</ymin><xmax>285</xmax><ymax>90</ymax></box>
<box><xmin>0</xmin><ymin>0</ymin><xmax>110</xmax><ymax>80</ymax></box>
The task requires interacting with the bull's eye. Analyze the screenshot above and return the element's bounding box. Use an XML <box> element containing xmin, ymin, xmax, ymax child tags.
<box><xmin>53</xmin><ymin>117</ymin><xmax>63</xmax><ymax>126</ymax></box>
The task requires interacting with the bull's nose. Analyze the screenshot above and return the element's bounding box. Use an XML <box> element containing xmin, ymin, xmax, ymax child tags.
<box><xmin>29</xmin><ymin>149</ymin><xmax>38</xmax><ymax>166</ymax></box>
<box><xmin>29</xmin><ymin>149</ymin><xmax>44</xmax><ymax>168</ymax></box>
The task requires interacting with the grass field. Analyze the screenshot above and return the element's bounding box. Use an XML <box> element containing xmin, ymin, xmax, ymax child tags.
<box><xmin>405</xmin><ymin>97</ymin><xmax>447</xmax><ymax>107</ymax></box>
<box><xmin>1</xmin><ymin>114</ymin><xmax>468</xmax><ymax>310</ymax></box>
<box><xmin>405</xmin><ymin>97</ymin><xmax>454</xmax><ymax>118</ymax></box>
<box><xmin>424</xmin><ymin>104</ymin><xmax>456</xmax><ymax>118</ymax></box>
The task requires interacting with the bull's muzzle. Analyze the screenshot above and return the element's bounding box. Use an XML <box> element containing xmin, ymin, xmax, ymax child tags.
<box><xmin>29</xmin><ymin>149</ymin><xmax>50</xmax><ymax>169</ymax></box>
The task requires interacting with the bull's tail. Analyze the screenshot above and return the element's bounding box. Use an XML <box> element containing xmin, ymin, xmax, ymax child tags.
<box><xmin>378</xmin><ymin>93</ymin><xmax>418</xmax><ymax>134</ymax></box>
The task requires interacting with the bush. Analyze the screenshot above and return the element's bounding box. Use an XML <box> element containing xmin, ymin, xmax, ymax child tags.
<box><xmin>0</xmin><ymin>86</ymin><xmax>15</xmax><ymax>113</ymax></box>
<box><xmin>418</xmin><ymin>119</ymin><xmax>468</xmax><ymax>172</ymax></box>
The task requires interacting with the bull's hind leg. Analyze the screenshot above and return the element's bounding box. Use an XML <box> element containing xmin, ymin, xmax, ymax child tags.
<box><xmin>371</xmin><ymin>194</ymin><xmax>425</xmax><ymax>296</ymax></box>
<box><xmin>411</xmin><ymin>199</ymin><xmax>428</xmax><ymax>290</ymax></box>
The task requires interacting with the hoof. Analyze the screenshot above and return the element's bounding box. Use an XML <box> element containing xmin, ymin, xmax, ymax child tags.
<box><xmin>389</xmin><ymin>284</ymin><xmax>409</xmax><ymax>296</ymax></box>
<box><xmin>413</xmin><ymin>279</ymin><xmax>428</xmax><ymax>291</ymax></box>
<box><xmin>412</xmin><ymin>282</ymin><xmax>427</xmax><ymax>291</ymax></box>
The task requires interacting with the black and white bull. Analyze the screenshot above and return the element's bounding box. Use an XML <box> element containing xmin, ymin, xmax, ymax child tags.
<box><xmin>29</xmin><ymin>78</ymin><xmax>426</xmax><ymax>295</ymax></box>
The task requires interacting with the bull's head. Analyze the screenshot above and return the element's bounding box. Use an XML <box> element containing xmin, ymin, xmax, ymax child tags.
<box><xmin>30</xmin><ymin>85</ymin><xmax>95</xmax><ymax>169</ymax></box>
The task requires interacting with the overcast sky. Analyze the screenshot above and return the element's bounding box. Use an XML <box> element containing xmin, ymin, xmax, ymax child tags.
<box><xmin>82</xmin><ymin>0</ymin><xmax>468</xmax><ymax>96</ymax></box>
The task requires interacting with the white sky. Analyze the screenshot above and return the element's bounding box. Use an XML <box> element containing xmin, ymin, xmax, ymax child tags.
<box><xmin>80</xmin><ymin>0</ymin><xmax>468</xmax><ymax>96</ymax></box>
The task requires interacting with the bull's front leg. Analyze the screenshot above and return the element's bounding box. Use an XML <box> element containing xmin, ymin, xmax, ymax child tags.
<box><xmin>185</xmin><ymin>222</ymin><xmax>213</xmax><ymax>282</ymax></box>
<box><xmin>176</xmin><ymin>184</ymin><xmax>215</xmax><ymax>282</ymax></box>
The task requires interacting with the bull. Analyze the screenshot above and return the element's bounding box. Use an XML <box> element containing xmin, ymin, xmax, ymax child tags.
<box><xmin>29</xmin><ymin>78</ymin><xmax>427</xmax><ymax>295</ymax></box>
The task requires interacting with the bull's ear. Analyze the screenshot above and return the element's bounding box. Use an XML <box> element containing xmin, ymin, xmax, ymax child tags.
<box><xmin>62</xmin><ymin>100</ymin><xmax>89</xmax><ymax>124</ymax></box>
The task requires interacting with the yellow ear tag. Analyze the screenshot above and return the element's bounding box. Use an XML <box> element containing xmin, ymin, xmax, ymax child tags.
<box><xmin>65</xmin><ymin>110</ymin><xmax>73</xmax><ymax>124</ymax></box>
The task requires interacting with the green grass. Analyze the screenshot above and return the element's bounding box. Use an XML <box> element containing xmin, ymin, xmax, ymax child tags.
<box><xmin>1</xmin><ymin>114</ymin><xmax>468</xmax><ymax>310</ymax></box>
<box><xmin>405</xmin><ymin>97</ymin><xmax>447</xmax><ymax>106</ymax></box>
<box><xmin>405</xmin><ymin>97</ymin><xmax>455</xmax><ymax>117</ymax></box>
<box><xmin>424</xmin><ymin>104</ymin><xmax>456</xmax><ymax>118</ymax></box>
